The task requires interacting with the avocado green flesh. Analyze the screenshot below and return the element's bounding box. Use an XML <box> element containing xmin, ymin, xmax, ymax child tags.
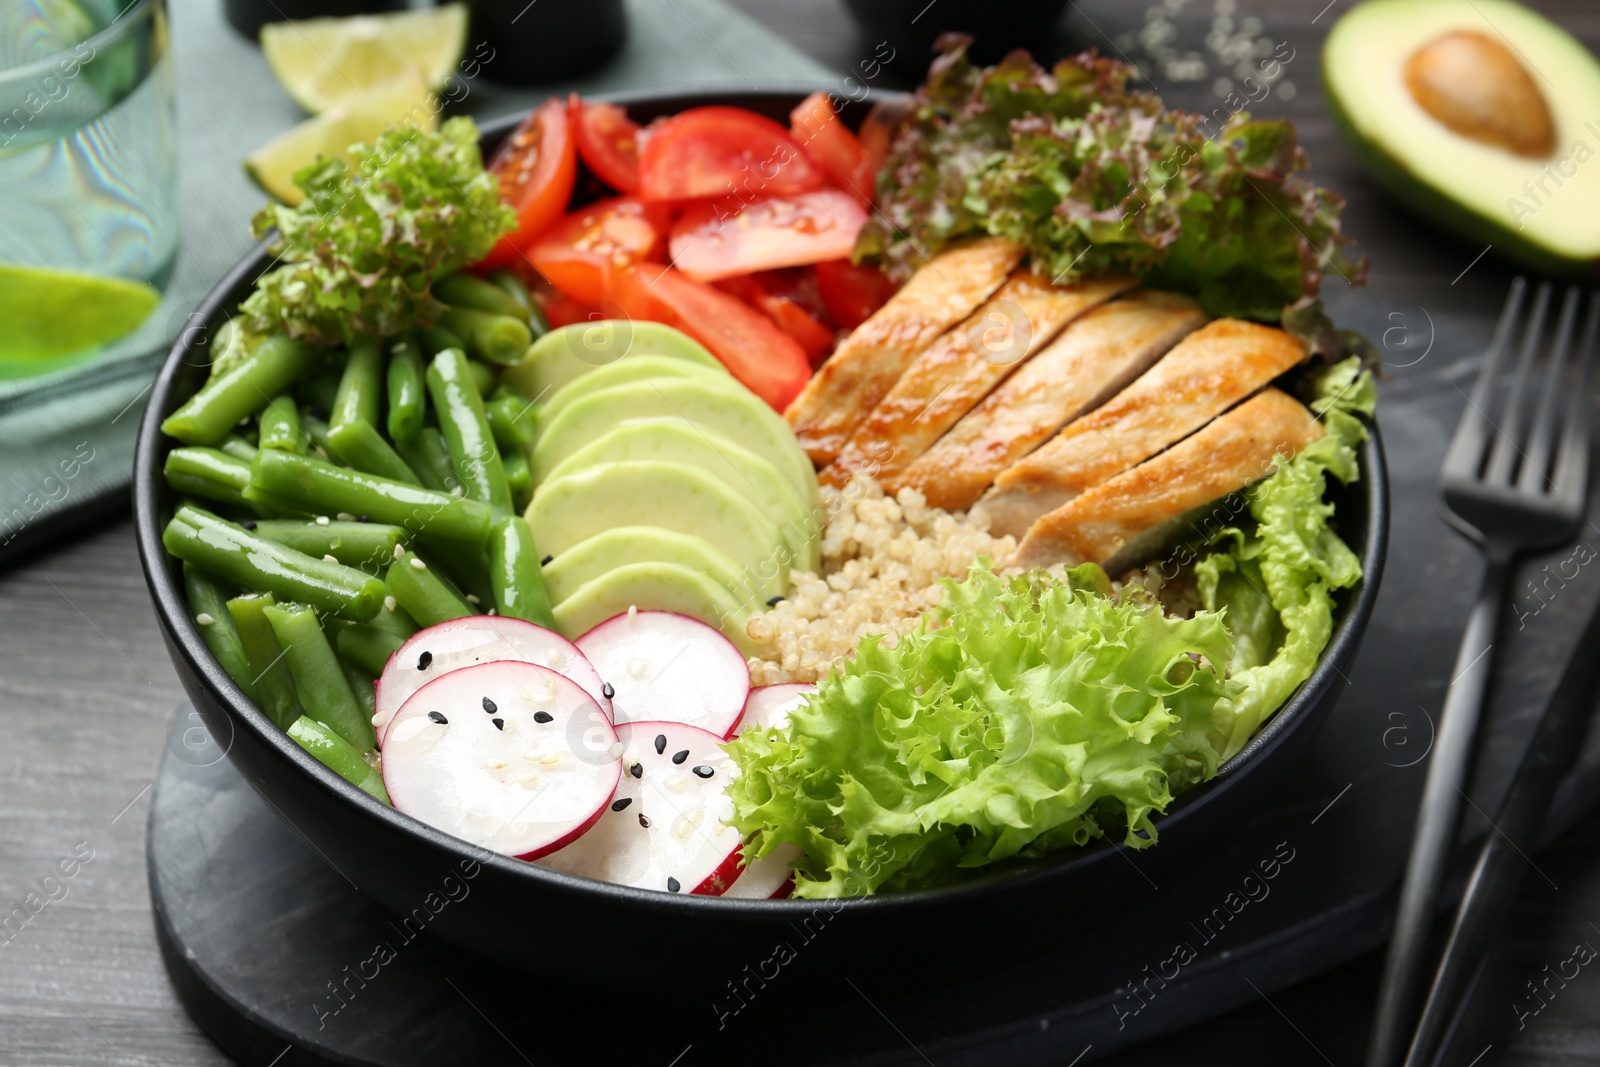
<box><xmin>537</xmin><ymin>354</ymin><xmax>729</xmax><ymax>431</ymax></box>
<box><xmin>542</xmin><ymin>526</ymin><xmax>761</xmax><ymax>609</ymax></box>
<box><xmin>1324</xmin><ymin>0</ymin><xmax>1600</xmax><ymax>274</ymax></box>
<box><xmin>543</xmin><ymin>418</ymin><xmax>820</xmax><ymax>575</ymax></box>
<box><xmin>527</xmin><ymin>461</ymin><xmax>789</xmax><ymax>602</ymax></box>
<box><xmin>551</xmin><ymin>562</ymin><xmax>758</xmax><ymax>654</ymax></box>
<box><xmin>502</xmin><ymin>320</ymin><xmax>719</xmax><ymax>400</ymax></box>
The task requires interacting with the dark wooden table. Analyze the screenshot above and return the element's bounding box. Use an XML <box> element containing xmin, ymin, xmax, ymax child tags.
<box><xmin>3</xmin><ymin>0</ymin><xmax>1599</xmax><ymax>1064</ymax></box>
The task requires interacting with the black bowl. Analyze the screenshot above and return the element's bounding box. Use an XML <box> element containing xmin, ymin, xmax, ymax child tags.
<box><xmin>133</xmin><ymin>88</ymin><xmax>1389</xmax><ymax>993</ymax></box>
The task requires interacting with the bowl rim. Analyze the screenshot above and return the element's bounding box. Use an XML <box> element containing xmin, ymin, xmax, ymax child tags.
<box><xmin>132</xmin><ymin>87</ymin><xmax>1390</xmax><ymax>916</ymax></box>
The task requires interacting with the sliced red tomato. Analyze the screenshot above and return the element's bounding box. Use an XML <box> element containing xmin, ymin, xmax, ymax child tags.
<box><xmin>789</xmin><ymin>92</ymin><xmax>873</xmax><ymax>205</ymax></box>
<box><xmin>857</xmin><ymin>98</ymin><xmax>910</xmax><ymax>191</ymax></box>
<box><xmin>570</xmin><ymin>95</ymin><xmax>641</xmax><ymax>193</ymax></box>
<box><xmin>668</xmin><ymin>190</ymin><xmax>867</xmax><ymax>283</ymax></box>
<box><xmin>526</xmin><ymin>197</ymin><xmax>666</xmax><ymax>304</ymax></box>
<box><xmin>540</xmin><ymin>294</ymin><xmax>609</xmax><ymax>329</ymax></box>
<box><xmin>717</xmin><ymin>275</ymin><xmax>836</xmax><ymax>367</ymax></box>
<box><xmin>480</xmin><ymin>98</ymin><xmax>579</xmax><ymax>269</ymax></box>
<box><xmin>636</xmin><ymin>106</ymin><xmax>825</xmax><ymax>203</ymax></box>
<box><xmin>814</xmin><ymin>258</ymin><xmax>897</xmax><ymax>330</ymax></box>
<box><xmin>611</xmin><ymin>264</ymin><xmax>811</xmax><ymax>411</ymax></box>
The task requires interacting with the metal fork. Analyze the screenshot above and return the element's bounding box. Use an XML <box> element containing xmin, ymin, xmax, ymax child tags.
<box><xmin>1366</xmin><ymin>279</ymin><xmax>1600</xmax><ymax>1067</ymax></box>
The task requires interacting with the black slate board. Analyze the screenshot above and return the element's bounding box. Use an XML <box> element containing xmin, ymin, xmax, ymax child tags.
<box><xmin>148</xmin><ymin>324</ymin><xmax>1600</xmax><ymax>1064</ymax></box>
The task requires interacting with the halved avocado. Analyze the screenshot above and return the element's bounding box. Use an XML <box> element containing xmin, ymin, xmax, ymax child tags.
<box><xmin>537</xmin><ymin>354</ymin><xmax>728</xmax><ymax>430</ymax></box>
<box><xmin>551</xmin><ymin>561</ymin><xmax>759</xmax><ymax>653</ymax></box>
<box><xmin>1325</xmin><ymin>0</ymin><xmax>1600</xmax><ymax>275</ymax></box>
<box><xmin>502</xmin><ymin>320</ymin><xmax>719</xmax><ymax>399</ymax></box>
<box><xmin>543</xmin><ymin>418</ymin><xmax>820</xmax><ymax>575</ymax></box>
<box><xmin>526</xmin><ymin>461</ymin><xmax>789</xmax><ymax>601</ymax></box>
<box><xmin>542</xmin><ymin>526</ymin><xmax>761</xmax><ymax>608</ymax></box>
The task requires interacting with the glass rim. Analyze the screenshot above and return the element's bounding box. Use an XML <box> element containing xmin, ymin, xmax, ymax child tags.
<box><xmin>0</xmin><ymin>0</ymin><xmax>163</xmax><ymax>84</ymax></box>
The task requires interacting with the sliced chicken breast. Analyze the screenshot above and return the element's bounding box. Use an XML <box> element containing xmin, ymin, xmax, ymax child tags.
<box><xmin>983</xmin><ymin>318</ymin><xmax>1310</xmax><ymax>538</ymax></box>
<box><xmin>820</xmin><ymin>272</ymin><xmax>1137</xmax><ymax>489</ymax></box>
<box><xmin>1010</xmin><ymin>388</ymin><xmax>1324</xmax><ymax>574</ymax></box>
<box><xmin>895</xmin><ymin>290</ymin><xmax>1205</xmax><ymax>511</ymax></box>
<box><xmin>783</xmin><ymin>237</ymin><xmax>1023</xmax><ymax>467</ymax></box>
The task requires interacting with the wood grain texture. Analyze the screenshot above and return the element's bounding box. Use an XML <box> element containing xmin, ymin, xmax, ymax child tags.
<box><xmin>1</xmin><ymin>0</ymin><xmax>1598</xmax><ymax>1064</ymax></box>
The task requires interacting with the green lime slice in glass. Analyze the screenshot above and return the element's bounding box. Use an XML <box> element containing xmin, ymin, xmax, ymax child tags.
<box><xmin>0</xmin><ymin>264</ymin><xmax>161</xmax><ymax>375</ymax></box>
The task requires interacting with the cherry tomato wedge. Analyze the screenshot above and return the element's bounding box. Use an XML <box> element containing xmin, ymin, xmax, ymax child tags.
<box><xmin>717</xmin><ymin>275</ymin><xmax>836</xmax><ymax>367</ymax></box>
<box><xmin>636</xmin><ymin>106</ymin><xmax>825</xmax><ymax>203</ymax></box>
<box><xmin>526</xmin><ymin>197</ymin><xmax>666</xmax><ymax>304</ymax></box>
<box><xmin>569</xmin><ymin>95</ymin><xmax>641</xmax><ymax>194</ymax></box>
<box><xmin>814</xmin><ymin>258</ymin><xmax>897</xmax><ymax>330</ymax></box>
<box><xmin>612</xmin><ymin>264</ymin><xmax>811</xmax><ymax>411</ymax></box>
<box><xmin>480</xmin><ymin>98</ymin><xmax>578</xmax><ymax>269</ymax></box>
<box><xmin>668</xmin><ymin>189</ymin><xmax>867</xmax><ymax>283</ymax></box>
<box><xmin>789</xmin><ymin>92</ymin><xmax>873</xmax><ymax>205</ymax></box>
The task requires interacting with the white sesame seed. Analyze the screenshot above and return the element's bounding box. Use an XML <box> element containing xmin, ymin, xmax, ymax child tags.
<box><xmin>336</xmin><ymin>512</ymin><xmax>354</xmax><ymax>522</ymax></box>
<box><xmin>486</xmin><ymin>759</ymin><xmax>507</xmax><ymax>770</ymax></box>
<box><xmin>195</xmin><ymin>613</ymin><xmax>215</xmax><ymax>627</ymax></box>
<box><xmin>323</xmin><ymin>554</ymin><xmax>339</xmax><ymax>564</ymax></box>
<box><xmin>609</xmin><ymin>742</ymin><xmax>625</xmax><ymax>759</ymax></box>
<box><xmin>393</xmin><ymin>543</ymin><xmax>405</xmax><ymax>560</ymax></box>
<box><xmin>450</xmin><ymin>485</ymin><xmax>464</xmax><ymax>498</ymax></box>
<box><xmin>540</xmin><ymin>754</ymin><xmax>559</xmax><ymax>765</ymax></box>
<box><xmin>384</xmin><ymin>595</ymin><xmax>397</xmax><ymax>612</ymax></box>
<box><xmin>409</xmin><ymin>557</ymin><xmax>427</xmax><ymax>571</ymax></box>
<box><xmin>627</xmin><ymin>605</ymin><xmax>638</xmax><ymax>621</ymax></box>
<box><xmin>466</xmin><ymin>594</ymin><xmax>480</xmax><ymax>605</ymax></box>
<box><xmin>315</xmin><ymin>515</ymin><xmax>330</xmax><ymax>526</ymax></box>
<box><xmin>486</xmin><ymin>608</ymin><xmax>497</xmax><ymax>616</ymax></box>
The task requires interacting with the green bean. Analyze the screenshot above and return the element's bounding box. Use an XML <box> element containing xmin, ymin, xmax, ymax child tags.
<box><xmin>504</xmin><ymin>449</ymin><xmax>533</xmax><ymax>512</ymax></box>
<box><xmin>164</xmin><ymin>505</ymin><xmax>386</xmax><ymax>621</ymax></box>
<box><xmin>427</xmin><ymin>547</ymin><xmax>495</xmax><ymax>610</ymax></box>
<box><xmin>485</xmin><ymin>388</ymin><xmax>538</xmax><ymax>452</ymax></box>
<box><xmin>386</xmin><ymin>551</ymin><xmax>474</xmax><ymax>627</ymax></box>
<box><xmin>386</xmin><ymin>336</ymin><xmax>426</xmax><ymax>444</ymax></box>
<box><xmin>182</xmin><ymin>564</ymin><xmax>254</xmax><ymax>699</ymax></box>
<box><xmin>439</xmin><ymin>306</ymin><xmax>532</xmax><ymax>366</ymax></box>
<box><xmin>340</xmin><ymin>657</ymin><xmax>378</xmax><ymax>720</ymax></box>
<box><xmin>368</xmin><ymin>596</ymin><xmax>419</xmax><ymax>638</ymax></box>
<box><xmin>485</xmin><ymin>268</ymin><xmax>548</xmax><ymax>338</ymax></box>
<box><xmin>287</xmin><ymin>716</ymin><xmax>389</xmax><ymax>802</ymax></box>
<box><xmin>467</xmin><ymin>358</ymin><xmax>495</xmax><ymax>397</ymax></box>
<box><xmin>336</xmin><ymin>623</ymin><xmax>408</xmax><ymax>676</ymax></box>
<box><xmin>298</xmin><ymin>408</ymin><xmax>342</xmax><ymax>466</ymax></box>
<box><xmin>420</xmin><ymin>324</ymin><xmax>467</xmax><ymax>357</ymax></box>
<box><xmin>246</xmin><ymin>449</ymin><xmax>492</xmax><ymax>546</ymax></box>
<box><xmin>219</xmin><ymin>434</ymin><xmax>258</xmax><ymax>463</ymax></box>
<box><xmin>258</xmin><ymin>394</ymin><xmax>305</xmax><ymax>453</ymax></box>
<box><xmin>489</xmin><ymin>516</ymin><xmax>556</xmax><ymax>628</ymax></box>
<box><xmin>162</xmin><ymin>335</ymin><xmax>317</xmax><ymax>445</ymax></box>
<box><xmin>264</xmin><ymin>601</ymin><xmax>375</xmax><ymax>750</ymax></box>
<box><xmin>426</xmin><ymin>348</ymin><xmax>513</xmax><ymax>519</ymax></box>
<box><xmin>163</xmin><ymin>447</ymin><xmax>264</xmax><ymax>515</ymax></box>
<box><xmin>393</xmin><ymin>425</ymin><xmax>454</xmax><ymax>492</ymax></box>
<box><xmin>252</xmin><ymin>519</ymin><xmax>404</xmax><ymax>571</ymax></box>
<box><xmin>329</xmin><ymin>419</ymin><xmax>421</xmax><ymax>484</ymax></box>
<box><xmin>436</xmin><ymin>272</ymin><xmax>527</xmax><ymax>319</ymax></box>
<box><xmin>327</xmin><ymin>337</ymin><xmax>420</xmax><ymax>484</ymax></box>
<box><xmin>226</xmin><ymin>593</ymin><xmax>301</xmax><ymax>730</ymax></box>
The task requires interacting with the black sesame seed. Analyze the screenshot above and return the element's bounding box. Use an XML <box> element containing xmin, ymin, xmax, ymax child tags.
<box><xmin>356</xmin><ymin>514</ymin><xmax>370</xmax><ymax>523</ymax></box>
<box><xmin>533</xmin><ymin>711</ymin><xmax>554</xmax><ymax>724</ymax></box>
<box><xmin>671</xmin><ymin>750</ymin><xmax>689</xmax><ymax>765</ymax></box>
<box><xmin>654</xmin><ymin>733</ymin><xmax>667</xmax><ymax>755</ymax></box>
<box><xmin>427</xmin><ymin>711</ymin><xmax>447</xmax><ymax>724</ymax></box>
<box><xmin>482</xmin><ymin>696</ymin><xmax>497</xmax><ymax>714</ymax></box>
<box><xmin>667</xmin><ymin>877</ymin><xmax>681</xmax><ymax>893</ymax></box>
<box><xmin>241</xmin><ymin>520</ymin><xmax>258</xmax><ymax>530</ymax></box>
<box><xmin>610</xmin><ymin>797</ymin><xmax>632</xmax><ymax>812</ymax></box>
<box><xmin>492</xmin><ymin>718</ymin><xmax>505</xmax><ymax>731</ymax></box>
<box><xmin>540</xmin><ymin>554</ymin><xmax>553</xmax><ymax>566</ymax></box>
<box><xmin>766</xmin><ymin>595</ymin><xmax>786</xmax><ymax>607</ymax></box>
<box><xmin>692</xmin><ymin>765</ymin><xmax>714</xmax><ymax>779</ymax></box>
<box><xmin>638</xmin><ymin>814</ymin><xmax>651</xmax><ymax>829</ymax></box>
<box><xmin>417</xmin><ymin>651</ymin><xmax>433</xmax><ymax>670</ymax></box>
<box><xmin>630</xmin><ymin>762</ymin><xmax>643</xmax><ymax>779</ymax></box>
<box><xmin>602</xmin><ymin>682</ymin><xmax>615</xmax><ymax>700</ymax></box>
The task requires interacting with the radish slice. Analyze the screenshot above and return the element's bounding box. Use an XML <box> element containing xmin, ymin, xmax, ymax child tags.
<box><xmin>374</xmin><ymin>617</ymin><xmax>610</xmax><ymax>741</ymax></box>
<box><xmin>575</xmin><ymin>610</ymin><xmax>750</xmax><ymax>738</ymax></box>
<box><xmin>738</xmin><ymin>683</ymin><xmax>817</xmax><ymax>734</ymax></box>
<box><xmin>381</xmin><ymin>661</ymin><xmax>620</xmax><ymax>860</ymax></box>
<box><xmin>720</xmin><ymin>842</ymin><xmax>802</xmax><ymax>899</ymax></box>
<box><xmin>537</xmin><ymin>720</ymin><xmax>742</xmax><ymax>895</ymax></box>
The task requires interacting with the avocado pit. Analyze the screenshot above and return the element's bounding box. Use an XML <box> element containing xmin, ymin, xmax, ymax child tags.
<box><xmin>1403</xmin><ymin>30</ymin><xmax>1555</xmax><ymax>158</ymax></box>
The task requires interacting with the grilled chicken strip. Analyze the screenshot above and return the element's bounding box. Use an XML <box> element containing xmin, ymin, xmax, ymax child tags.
<box><xmin>821</xmin><ymin>272</ymin><xmax>1137</xmax><ymax>489</ymax></box>
<box><xmin>783</xmin><ymin>237</ymin><xmax>1023</xmax><ymax>467</ymax></box>
<box><xmin>1010</xmin><ymin>388</ymin><xmax>1323</xmax><ymax>574</ymax></box>
<box><xmin>895</xmin><ymin>291</ymin><xmax>1205</xmax><ymax>510</ymax></box>
<box><xmin>983</xmin><ymin>318</ymin><xmax>1310</xmax><ymax>538</ymax></box>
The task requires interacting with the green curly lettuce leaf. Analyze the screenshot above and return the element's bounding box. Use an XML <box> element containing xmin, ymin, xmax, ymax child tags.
<box><xmin>725</xmin><ymin>563</ymin><xmax>1243</xmax><ymax>899</ymax></box>
<box><xmin>243</xmin><ymin>117</ymin><xmax>514</xmax><ymax>347</ymax></box>
<box><xmin>858</xmin><ymin>36</ymin><xmax>1366</xmax><ymax>321</ymax></box>
<box><xmin>1196</xmin><ymin>356</ymin><xmax>1376</xmax><ymax>757</ymax></box>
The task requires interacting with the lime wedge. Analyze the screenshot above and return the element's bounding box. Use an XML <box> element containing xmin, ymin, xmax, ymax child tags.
<box><xmin>0</xmin><ymin>264</ymin><xmax>160</xmax><ymax>363</ymax></box>
<box><xmin>260</xmin><ymin>4</ymin><xmax>467</xmax><ymax>115</ymax></box>
<box><xmin>245</xmin><ymin>70</ymin><xmax>438</xmax><ymax>205</ymax></box>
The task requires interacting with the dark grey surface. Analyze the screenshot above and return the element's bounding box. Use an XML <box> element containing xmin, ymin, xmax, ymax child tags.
<box><xmin>6</xmin><ymin>0</ymin><xmax>1600</xmax><ymax>1065</ymax></box>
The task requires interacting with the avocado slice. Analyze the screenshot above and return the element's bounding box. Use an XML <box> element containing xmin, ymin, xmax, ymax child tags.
<box><xmin>502</xmin><ymin>320</ymin><xmax>719</xmax><ymax>400</ymax></box>
<box><xmin>1325</xmin><ymin>0</ymin><xmax>1600</xmax><ymax>274</ymax></box>
<box><xmin>551</xmin><ymin>561</ymin><xmax>759</xmax><ymax>653</ymax></box>
<box><xmin>537</xmin><ymin>354</ymin><xmax>728</xmax><ymax>431</ymax></box>
<box><xmin>532</xmin><ymin>377</ymin><xmax>819</xmax><ymax>510</ymax></box>
<box><xmin>543</xmin><ymin>419</ymin><xmax>820</xmax><ymax>575</ymax></box>
<box><xmin>542</xmin><ymin>526</ymin><xmax>760</xmax><ymax>608</ymax></box>
<box><xmin>527</xmin><ymin>461</ymin><xmax>790</xmax><ymax>602</ymax></box>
